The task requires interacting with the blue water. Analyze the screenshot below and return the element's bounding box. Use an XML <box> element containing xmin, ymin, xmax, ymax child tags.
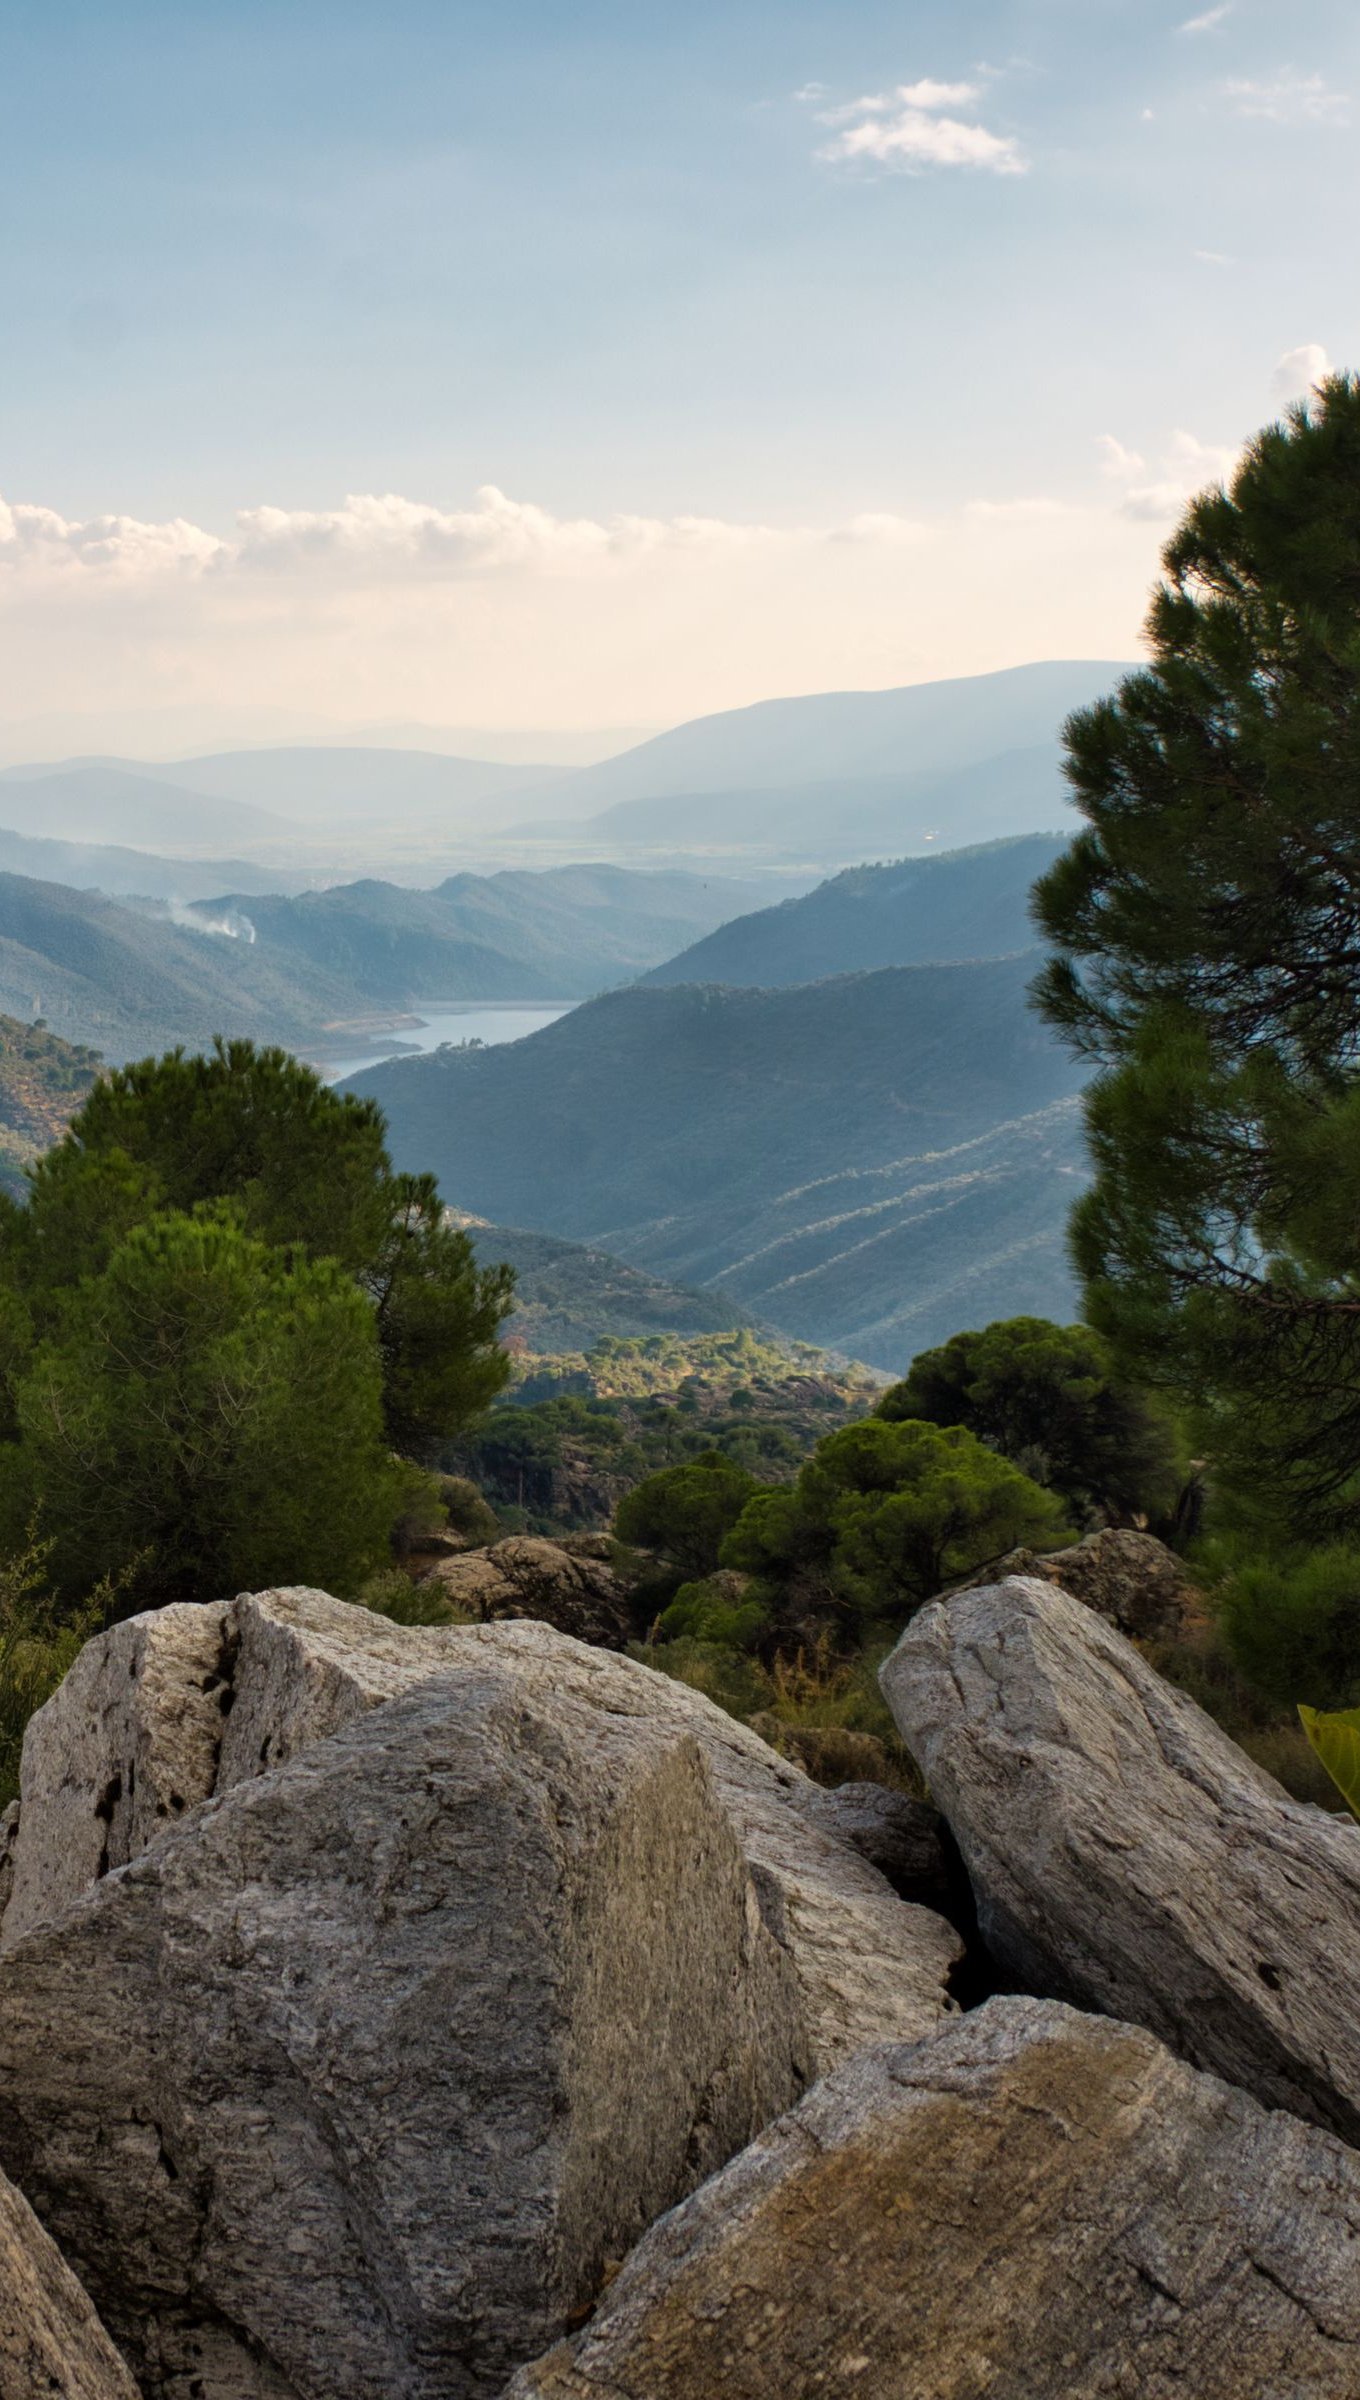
<box><xmin>325</xmin><ymin>1001</ymin><xmax>571</xmax><ymax>1083</ymax></box>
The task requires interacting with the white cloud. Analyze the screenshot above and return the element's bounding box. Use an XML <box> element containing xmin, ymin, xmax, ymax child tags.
<box><xmin>1178</xmin><ymin>4</ymin><xmax>1232</xmax><ymax>33</ymax></box>
<box><xmin>1271</xmin><ymin>342</ymin><xmax>1331</xmax><ymax>404</ymax></box>
<box><xmin>816</xmin><ymin>78</ymin><xmax>1027</xmax><ymax>175</ymax></box>
<box><xmin>0</xmin><ymin>497</ymin><xmax>226</xmax><ymax>578</ymax></box>
<box><xmin>1096</xmin><ymin>435</ymin><xmax>1146</xmax><ymax>479</ymax></box>
<box><xmin>1192</xmin><ymin>248</ymin><xmax>1233</xmax><ymax>266</ymax></box>
<box><xmin>1225</xmin><ymin>71</ymin><xmax>1349</xmax><ymax>126</ymax></box>
<box><xmin>0</xmin><ymin>485</ymin><xmax>803</xmax><ymax>587</ymax></box>
<box><xmin>1096</xmin><ymin>426</ymin><xmax>1241</xmax><ymax>521</ymax></box>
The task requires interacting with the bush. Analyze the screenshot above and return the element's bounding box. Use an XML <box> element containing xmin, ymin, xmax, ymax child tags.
<box><xmin>0</xmin><ymin>1533</ymin><xmax>107</xmax><ymax>1808</ymax></box>
<box><xmin>1218</xmin><ymin>1545</ymin><xmax>1360</xmax><ymax>1711</ymax></box>
<box><xmin>354</xmin><ymin>1568</ymin><xmax>474</xmax><ymax>1627</ymax></box>
<box><xmin>632</xmin><ymin>1637</ymin><xmax>774</xmax><ymax>1722</ymax></box>
<box><xmin>722</xmin><ymin>1417</ymin><xmax>1070</xmax><ymax>1636</ymax></box>
<box><xmin>657</xmin><ymin>1571</ymin><xmax>770</xmax><ymax>1650</ymax></box>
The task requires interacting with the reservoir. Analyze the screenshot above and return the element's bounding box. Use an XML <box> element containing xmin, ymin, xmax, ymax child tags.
<box><xmin>322</xmin><ymin>1001</ymin><xmax>572</xmax><ymax>1084</ymax></box>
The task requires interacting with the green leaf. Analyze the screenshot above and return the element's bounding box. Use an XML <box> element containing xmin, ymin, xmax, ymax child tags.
<box><xmin>1298</xmin><ymin>1704</ymin><xmax>1360</xmax><ymax>1822</ymax></box>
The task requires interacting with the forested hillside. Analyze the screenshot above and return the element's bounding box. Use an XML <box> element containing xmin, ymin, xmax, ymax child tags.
<box><xmin>351</xmin><ymin>954</ymin><xmax>1089</xmax><ymax>1367</ymax></box>
<box><xmin>642</xmin><ymin>834</ymin><xmax>1065</xmax><ymax>987</ymax></box>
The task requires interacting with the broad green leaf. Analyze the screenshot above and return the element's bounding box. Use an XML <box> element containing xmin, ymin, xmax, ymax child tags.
<box><xmin>1298</xmin><ymin>1704</ymin><xmax>1360</xmax><ymax>1822</ymax></box>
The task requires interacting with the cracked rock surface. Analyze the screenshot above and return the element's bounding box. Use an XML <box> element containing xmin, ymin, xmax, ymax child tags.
<box><xmin>507</xmin><ymin>1996</ymin><xmax>1360</xmax><ymax>2400</ymax></box>
<box><xmin>882</xmin><ymin>1575</ymin><xmax>1360</xmax><ymax>2140</ymax></box>
<box><xmin>0</xmin><ymin>1665</ymin><xmax>808</xmax><ymax>2400</ymax></box>
<box><xmin>0</xmin><ymin>2158</ymin><xmax>139</xmax><ymax>2400</ymax></box>
<box><xmin>3</xmin><ymin>1588</ymin><xmax>961</xmax><ymax>2069</ymax></box>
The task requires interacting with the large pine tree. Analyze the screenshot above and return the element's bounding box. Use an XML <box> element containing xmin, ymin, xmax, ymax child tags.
<box><xmin>1034</xmin><ymin>373</ymin><xmax>1360</xmax><ymax>1534</ymax></box>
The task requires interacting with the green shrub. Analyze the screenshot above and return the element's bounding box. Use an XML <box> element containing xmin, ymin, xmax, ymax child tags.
<box><xmin>631</xmin><ymin>1637</ymin><xmax>774</xmax><ymax>1721</ymax></box>
<box><xmin>658</xmin><ymin>1571</ymin><xmax>770</xmax><ymax>1650</ymax></box>
<box><xmin>1218</xmin><ymin>1546</ymin><xmax>1360</xmax><ymax>1711</ymax></box>
<box><xmin>0</xmin><ymin>1534</ymin><xmax>107</xmax><ymax>1809</ymax></box>
<box><xmin>354</xmin><ymin>1568</ymin><xmax>473</xmax><ymax>1627</ymax></box>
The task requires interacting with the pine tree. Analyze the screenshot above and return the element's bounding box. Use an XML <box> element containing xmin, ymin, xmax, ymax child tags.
<box><xmin>1033</xmin><ymin>373</ymin><xmax>1360</xmax><ymax>1532</ymax></box>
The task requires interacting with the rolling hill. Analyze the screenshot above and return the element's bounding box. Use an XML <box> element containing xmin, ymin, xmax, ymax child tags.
<box><xmin>347</xmin><ymin>958</ymin><xmax>1090</xmax><ymax>1371</ymax></box>
<box><xmin>192</xmin><ymin>865</ymin><xmax>782</xmax><ymax>1005</ymax></box>
<box><xmin>0</xmin><ymin>766</ymin><xmax>292</xmax><ymax>855</ymax></box>
<box><xmin>642</xmin><ymin>835</ymin><xmax>1066</xmax><ymax>987</ymax></box>
<box><xmin>0</xmin><ymin>861</ymin><xmax>787</xmax><ymax>1064</ymax></box>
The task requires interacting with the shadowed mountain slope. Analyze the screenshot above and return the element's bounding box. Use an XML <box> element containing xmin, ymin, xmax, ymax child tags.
<box><xmin>642</xmin><ymin>835</ymin><xmax>1067</xmax><ymax>987</ymax></box>
<box><xmin>348</xmin><ymin>957</ymin><xmax>1089</xmax><ymax>1371</ymax></box>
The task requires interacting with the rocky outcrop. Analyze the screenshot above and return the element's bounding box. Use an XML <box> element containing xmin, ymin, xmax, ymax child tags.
<box><xmin>420</xmin><ymin>1536</ymin><xmax>633</xmax><ymax>1648</ymax></box>
<box><xmin>882</xmin><ymin>1575</ymin><xmax>1360</xmax><ymax>2141</ymax></box>
<box><xmin>0</xmin><ymin>1663</ymin><xmax>809</xmax><ymax>2400</ymax></box>
<box><xmin>0</xmin><ymin>2157</ymin><xmax>140</xmax><ymax>2400</ymax></box>
<box><xmin>4</xmin><ymin>1590</ymin><xmax>960</xmax><ymax>2069</ymax></box>
<box><xmin>507</xmin><ymin>1996</ymin><xmax>1360</xmax><ymax>2400</ymax></box>
<box><xmin>951</xmin><ymin>1526</ymin><xmax>1195</xmax><ymax>1640</ymax></box>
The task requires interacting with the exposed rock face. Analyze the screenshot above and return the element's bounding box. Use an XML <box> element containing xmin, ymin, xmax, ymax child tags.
<box><xmin>2</xmin><ymin>1602</ymin><xmax>236</xmax><ymax>1948</ymax></box>
<box><xmin>4</xmin><ymin>1590</ymin><xmax>960</xmax><ymax>2069</ymax></box>
<box><xmin>882</xmin><ymin>1575</ymin><xmax>1360</xmax><ymax>2141</ymax></box>
<box><xmin>951</xmin><ymin>1526</ymin><xmax>1195</xmax><ymax>1641</ymax></box>
<box><xmin>421</xmin><ymin>1536</ymin><xmax>633</xmax><ymax>1648</ymax></box>
<box><xmin>0</xmin><ymin>2157</ymin><xmax>140</xmax><ymax>2400</ymax></box>
<box><xmin>507</xmin><ymin>1997</ymin><xmax>1360</xmax><ymax>2400</ymax></box>
<box><xmin>0</xmin><ymin>1666</ymin><xmax>808</xmax><ymax>2400</ymax></box>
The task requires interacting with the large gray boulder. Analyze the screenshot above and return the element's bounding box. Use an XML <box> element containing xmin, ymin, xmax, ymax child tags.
<box><xmin>0</xmin><ymin>1663</ymin><xmax>808</xmax><ymax>2400</ymax></box>
<box><xmin>507</xmin><ymin>1996</ymin><xmax>1360</xmax><ymax>2400</ymax></box>
<box><xmin>4</xmin><ymin>1589</ymin><xmax>960</xmax><ymax>2067</ymax></box>
<box><xmin>882</xmin><ymin>1575</ymin><xmax>1360</xmax><ymax>2140</ymax></box>
<box><xmin>0</xmin><ymin>2159</ymin><xmax>139</xmax><ymax>2400</ymax></box>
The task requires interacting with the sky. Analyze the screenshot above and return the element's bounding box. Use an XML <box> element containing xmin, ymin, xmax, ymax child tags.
<box><xmin>0</xmin><ymin>0</ymin><xmax>1354</xmax><ymax>759</ymax></box>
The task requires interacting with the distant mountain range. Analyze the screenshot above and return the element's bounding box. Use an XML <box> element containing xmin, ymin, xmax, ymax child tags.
<box><xmin>642</xmin><ymin>835</ymin><xmax>1066</xmax><ymax>986</ymax></box>
<box><xmin>509</xmin><ymin>664</ymin><xmax>1127</xmax><ymax>866</ymax></box>
<box><xmin>0</xmin><ymin>825</ymin><xmax>299</xmax><ymax>902</ymax></box>
<box><xmin>0</xmin><ymin>862</ymin><xmax>778</xmax><ymax>1063</ymax></box>
<box><xmin>347</xmin><ymin>953</ymin><xmax>1089</xmax><ymax>1371</ymax></box>
<box><xmin>0</xmin><ymin>661</ymin><xmax>1132</xmax><ymax>873</ymax></box>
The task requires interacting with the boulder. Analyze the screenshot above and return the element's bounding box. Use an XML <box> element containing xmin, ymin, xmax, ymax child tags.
<box><xmin>421</xmin><ymin>1536</ymin><xmax>633</xmax><ymax>1648</ymax></box>
<box><xmin>507</xmin><ymin>1996</ymin><xmax>1360</xmax><ymax>2400</ymax></box>
<box><xmin>0</xmin><ymin>1664</ymin><xmax>808</xmax><ymax>2400</ymax></box>
<box><xmin>4</xmin><ymin>1590</ymin><xmax>961</xmax><ymax>2069</ymax></box>
<box><xmin>0</xmin><ymin>2157</ymin><xmax>139</xmax><ymax>2400</ymax></box>
<box><xmin>882</xmin><ymin>1575</ymin><xmax>1360</xmax><ymax>2141</ymax></box>
<box><xmin>951</xmin><ymin>1526</ymin><xmax>1195</xmax><ymax>1641</ymax></box>
<box><xmin>2</xmin><ymin>1600</ymin><xmax>236</xmax><ymax>1948</ymax></box>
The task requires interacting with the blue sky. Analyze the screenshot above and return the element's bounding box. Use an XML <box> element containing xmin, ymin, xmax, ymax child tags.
<box><xmin>0</xmin><ymin>0</ymin><xmax>1354</xmax><ymax>754</ymax></box>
